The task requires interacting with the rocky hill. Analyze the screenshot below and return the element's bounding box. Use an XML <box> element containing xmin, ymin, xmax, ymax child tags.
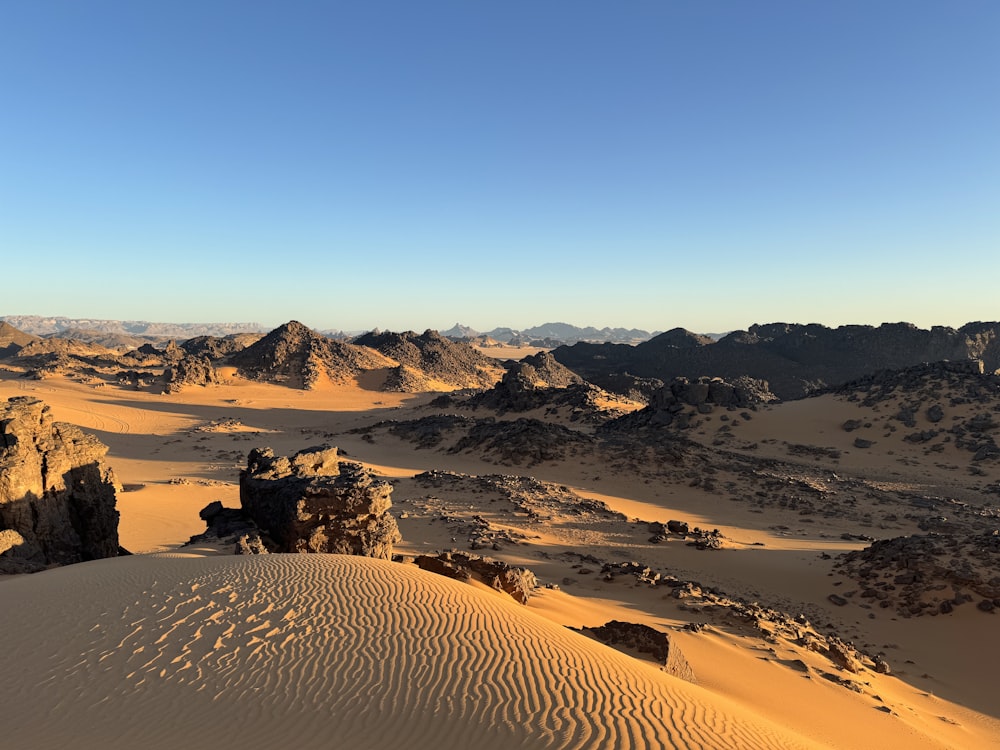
<box><xmin>353</xmin><ymin>330</ymin><xmax>504</xmax><ymax>390</ymax></box>
<box><xmin>554</xmin><ymin>322</ymin><xmax>1000</xmax><ymax>400</ymax></box>
<box><xmin>0</xmin><ymin>321</ymin><xmax>38</xmax><ymax>358</ymax></box>
<box><xmin>229</xmin><ymin>321</ymin><xmax>392</xmax><ymax>388</ymax></box>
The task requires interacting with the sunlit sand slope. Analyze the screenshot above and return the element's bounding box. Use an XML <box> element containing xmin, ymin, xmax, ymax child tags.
<box><xmin>0</xmin><ymin>553</ymin><xmax>817</xmax><ymax>750</ymax></box>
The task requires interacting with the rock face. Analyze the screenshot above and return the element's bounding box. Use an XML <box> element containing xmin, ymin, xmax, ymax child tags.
<box><xmin>553</xmin><ymin>321</ymin><xmax>1000</xmax><ymax>399</ymax></box>
<box><xmin>239</xmin><ymin>446</ymin><xmax>400</xmax><ymax>558</ymax></box>
<box><xmin>579</xmin><ymin>620</ymin><xmax>696</xmax><ymax>683</ymax></box>
<box><xmin>0</xmin><ymin>397</ymin><xmax>121</xmax><ymax>571</ymax></box>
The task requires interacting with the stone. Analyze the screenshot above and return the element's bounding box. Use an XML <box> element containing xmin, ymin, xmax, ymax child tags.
<box><xmin>239</xmin><ymin>445</ymin><xmax>400</xmax><ymax>558</ymax></box>
<box><xmin>0</xmin><ymin>397</ymin><xmax>122</xmax><ymax>568</ymax></box>
<box><xmin>667</xmin><ymin>520</ymin><xmax>690</xmax><ymax>535</ymax></box>
<box><xmin>414</xmin><ymin>551</ymin><xmax>537</xmax><ymax>604</ymax></box>
<box><xmin>826</xmin><ymin>638</ymin><xmax>864</xmax><ymax>673</ymax></box>
<box><xmin>580</xmin><ymin>620</ymin><xmax>696</xmax><ymax>683</ymax></box>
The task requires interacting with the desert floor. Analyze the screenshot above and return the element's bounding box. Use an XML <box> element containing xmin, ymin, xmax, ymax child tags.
<box><xmin>2</xmin><ymin>367</ymin><xmax>999</xmax><ymax>749</ymax></box>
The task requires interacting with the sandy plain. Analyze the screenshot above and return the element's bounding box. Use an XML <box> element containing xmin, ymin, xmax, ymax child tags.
<box><xmin>1</xmin><ymin>366</ymin><xmax>999</xmax><ymax>749</ymax></box>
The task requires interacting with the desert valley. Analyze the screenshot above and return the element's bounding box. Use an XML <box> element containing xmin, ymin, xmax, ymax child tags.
<box><xmin>2</xmin><ymin>316</ymin><xmax>1000</xmax><ymax>749</ymax></box>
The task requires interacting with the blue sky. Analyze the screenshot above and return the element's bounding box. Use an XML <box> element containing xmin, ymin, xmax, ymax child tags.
<box><xmin>2</xmin><ymin>1</ymin><xmax>997</xmax><ymax>333</ymax></box>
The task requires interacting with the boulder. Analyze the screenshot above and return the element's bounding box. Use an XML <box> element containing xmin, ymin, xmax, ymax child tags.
<box><xmin>0</xmin><ymin>397</ymin><xmax>122</xmax><ymax>569</ymax></box>
<box><xmin>580</xmin><ymin>620</ymin><xmax>696</xmax><ymax>683</ymax></box>
<box><xmin>239</xmin><ymin>446</ymin><xmax>400</xmax><ymax>559</ymax></box>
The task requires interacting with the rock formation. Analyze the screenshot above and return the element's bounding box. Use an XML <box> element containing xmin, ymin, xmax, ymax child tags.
<box><xmin>553</xmin><ymin>321</ymin><xmax>1000</xmax><ymax>399</ymax></box>
<box><xmin>229</xmin><ymin>320</ymin><xmax>392</xmax><ymax>388</ymax></box>
<box><xmin>0</xmin><ymin>397</ymin><xmax>122</xmax><ymax>572</ymax></box>
<box><xmin>413</xmin><ymin>551</ymin><xmax>538</xmax><ymax>604</ymax></box>
<box><xmin>239</xmin><ymin>445</ymin><xmax>400</xmax><ymax>558</ymax></box>
<box><xmin>836</xmin><ymin>532</ymin><xmax>1000</xmax><ymax>617</ymax></box>
<box><xmin>163</xmin><ymin>354</ymin><xmax>220</xmax><ymax>393</ymax></box>
<box><xmin>352</xmin><ymin>329</ymin><xmax>504</xmax><ymax>390</ymax></box>
<box><xmin>0</xmin><ymin>321</ymin><xmax>39</xmax><ymax>358</ymax></box>
<box><xmin>605</xmin><ymin>375</ymin><xmax>775</xmax><ymax>431</ymax></box>
<box><xmin>579</xmin><ymin>620</ymin><xmax>696</xmax><ymax>682</ymax></box>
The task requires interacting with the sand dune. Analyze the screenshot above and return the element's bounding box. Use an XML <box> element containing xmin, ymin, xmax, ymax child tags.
<box><xmin>1</xmin><ymin>553</ymin><xmax>818</xmax><ymax>750</ymax></box>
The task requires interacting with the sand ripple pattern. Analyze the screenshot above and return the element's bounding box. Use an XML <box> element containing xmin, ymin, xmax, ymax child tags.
<box><xmin>0</xmin><ymin>555</ymin><xmax>814</xmax><ymax>749</ymax></box>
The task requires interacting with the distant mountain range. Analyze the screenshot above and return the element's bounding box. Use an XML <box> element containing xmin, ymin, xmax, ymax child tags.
<box><xmin>1</xmin><ymin>316</ymin><xmax>662</xmax><ymax>346</ymax></box>
<box><xmin>440</xmin><ymin>322</ymin><xmax>657</xmax><ymax>345</ymax></box>
<box><xmin>0</xmin><ymin>315</ymin><xmax>267</xmax><ymax>340</ymax></box>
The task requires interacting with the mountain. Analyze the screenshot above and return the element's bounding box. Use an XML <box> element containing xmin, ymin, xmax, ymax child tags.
<box><xmin>441</xmin><ymin>323</ymin><xmax>480</xmax><ymax>339</ymax></box>
<box><xmin>472</xmin><ymin>323</ymin><xmax>654</xmax><ymax>346</ymax></box>
<box><xmin>552</xmin><ymin>321</ymin><xmax>1000</xmax><ymax>400</ymax></box>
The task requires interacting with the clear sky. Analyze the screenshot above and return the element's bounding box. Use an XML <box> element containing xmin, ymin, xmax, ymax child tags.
<box><xmin>2</xmin><ymin>1</ymin><xmax>997</xmax><ymax>334</ymax></box>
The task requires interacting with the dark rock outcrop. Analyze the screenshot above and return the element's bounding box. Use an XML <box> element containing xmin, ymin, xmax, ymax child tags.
<box><xmin>553</xmin><ymin>321</ymin><xmax>1000</xmax><ymax>400</ymax></box>
<box><xmin>239</xmin><ymin>445</ymin><xmax>400</xmax><ymax>558</ymax></box>
<box><xmin>163</xmin><ymin>355</ymin><xmax>220</xmax><ymax>392</ymax></box>
<box><xmin>605</xmin><ymin>375</ymin><xmax>775</xmax><ymax>431</ymax></box>
<box><xmin>579</xmin><ymin>620</ymin><xmax>696</xmax><ymax>682</ymax></box>
<box><xmin>413</xmin><ymin>551</ymin><xmax>538</xmax><ymax>604</ymax></box>
<box><xmin>0</xmin><ymin>397</ymin><xmax>122</xmax><ymax>571</ymax></box>
<box><xmin>229</xmin><ymin>320</ymin><xmax>390</xmax><ymax>388</ymax></box>
<box><xmin>180</xmin><ymin>333</ymin><xmax>260</xmax><ymax>359</ymax></box>
<box><xmin>352</xmin><ymin>329</ymin><xmax>504</xmax><ymax>390</ymax></box>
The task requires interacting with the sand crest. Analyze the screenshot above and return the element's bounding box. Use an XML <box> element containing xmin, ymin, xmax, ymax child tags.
<box><xmin>0</xmin><ymin>553</ymin><xmax>818</xmax><ymax>750</ymax></box>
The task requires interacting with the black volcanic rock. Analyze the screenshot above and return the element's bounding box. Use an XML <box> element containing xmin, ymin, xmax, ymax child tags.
<box><xmin>0</xmin><ymin>397</ymin><xmax>122</xmax><ymax>571</ymax></box>
<box><xmin>553</xmin><ymin>321</ymin><xmax>1000</xmax><ymax>399</ymax></box>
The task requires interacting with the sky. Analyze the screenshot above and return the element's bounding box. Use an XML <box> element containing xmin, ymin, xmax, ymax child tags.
<box><xmin>1</xmin><ymin>1</ymin><xmax>998</xmax><ymax>334</ymax></box>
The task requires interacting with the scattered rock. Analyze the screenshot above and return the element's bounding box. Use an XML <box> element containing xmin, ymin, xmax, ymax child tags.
<box><xmin>412</xmin><ymin>551</ymin><xmax>537</xmax><ymax>604</ymax></box>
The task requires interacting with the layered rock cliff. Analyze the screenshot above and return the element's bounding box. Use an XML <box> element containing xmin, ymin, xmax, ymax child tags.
<box><xmin>0</xmin><ymin>397</ymin><xmax>122</xmax><ymax>572</ymax></box>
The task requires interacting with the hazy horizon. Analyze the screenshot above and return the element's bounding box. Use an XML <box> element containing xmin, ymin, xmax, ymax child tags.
<box><xmin>3</xmin><ymin>2</ymin><xmax>997</xmax><ymax>332</ymax></box>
